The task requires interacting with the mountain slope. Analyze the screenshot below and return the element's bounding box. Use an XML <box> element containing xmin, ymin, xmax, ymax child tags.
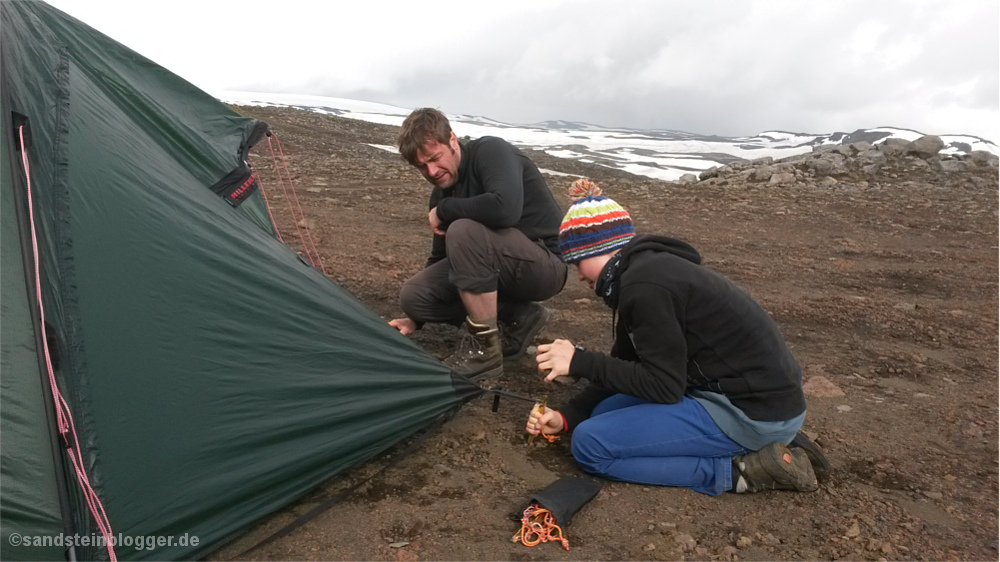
<box><xmin>218</xmin><ymin>91</ymin><xmax>999</xmax><ymax>181</ymax></box>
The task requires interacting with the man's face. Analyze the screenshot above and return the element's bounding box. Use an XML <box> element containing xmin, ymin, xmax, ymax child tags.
<box><xmin>413</xmin><ymin>132</ymin><xmax>461</xmax><ymax>188</ymax></box>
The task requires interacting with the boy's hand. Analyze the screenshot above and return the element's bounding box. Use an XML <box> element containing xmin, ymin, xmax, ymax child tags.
<box><xmin>536</xmin><ymin>339</ymin><xmax>576</xmax><ymax>382</ymax></box>
<box><xmin>526</xmin><ymin>405</ymin><xmax>565</xmax><ymax>436</ymax></box>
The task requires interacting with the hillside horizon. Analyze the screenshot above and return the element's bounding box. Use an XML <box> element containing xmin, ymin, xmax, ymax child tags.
<box><xmin>219</xmin><ymin>91</ymin><xmax>999</xmax><ymax>182</ymax></box>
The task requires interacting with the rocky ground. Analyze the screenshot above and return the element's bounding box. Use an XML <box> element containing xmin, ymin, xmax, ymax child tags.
<box><xmin>209</xmin><ymin>104</ymin><xmax>998</xmax><ymax>561</ymax></box>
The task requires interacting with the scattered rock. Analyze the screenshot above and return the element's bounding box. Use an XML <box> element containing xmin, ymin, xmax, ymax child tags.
<box><xmin>760</xmin><ymin>533</ymin><xmax>781</xmax><ymax>546</ymax></box>
<box><xmin>939</xmin><ymin>159</ymin><xmax>970</xmax><ymax>173</ymax></box>
<box><xmin>769</xmin><ymin>172</ymin><xmax>796</xmax><ymax>185</ymax></box>
<box><xmin>675</xmin><ymin>533</ymin><xmax>697</xmax><ymax>551</ymax></box>
<box><xmin>752</xmin><ymin>166</ymin><xmax>774</xmax><ymax>182</ymax></box>
<box><xmin>906</xmin><ymin>135</ymin><xmax>945</xmax><ymax>159</ymax></box>
<box><xmin>880</xmin><ymin>137</ymin><xmax>910</xmax><ymax>155</ymax></box>
<box><xmin>803</xmin><ymin>375</ymin><xmax>846</xmax><ymax>398</ymax></box>
<box><xmin>964</xmin><ymin>423</ymin><xmax>984</xmax><ymax>438</ymax></box>
<box><xmin>967</xmin><ymin>150</ymin><xmax>999</xmax><ymax>168</ymax></box>
<box><xmin>393</xmin><ymin>548</ymin><xmax>418</xmax><ymax>562</ymax></box>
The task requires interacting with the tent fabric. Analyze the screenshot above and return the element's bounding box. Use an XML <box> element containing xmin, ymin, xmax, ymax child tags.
<box><xmin>1</xmin><ymin>2</ymin><xmax>475</xmax><ymax>560</ymax></box>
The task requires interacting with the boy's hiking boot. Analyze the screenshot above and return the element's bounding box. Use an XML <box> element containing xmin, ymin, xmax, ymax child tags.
<box><xmin>790</xmin><ymin>430</ymin><xmax>832</xmax><ymax>477</ymax></box>
<box><xmin>444</xmin><ymin>318</ymin><xmax>503</xmax><ymax>381</ymax></box>
<box><xmin>732</xmin><ymin>442</ymin><xmax>819</xmax><ymax>494</ymax></box>
<box><xmin>498</xmin><ymin>302</ymin><xmax>551</xmax><ymax>359</ymax></box>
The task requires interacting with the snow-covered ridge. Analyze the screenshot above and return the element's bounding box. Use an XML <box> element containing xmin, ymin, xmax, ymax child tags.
<box><xmin>220</xmin><ymin>91</ymin><xmax>999</xmax><ymax>182</ymax></box>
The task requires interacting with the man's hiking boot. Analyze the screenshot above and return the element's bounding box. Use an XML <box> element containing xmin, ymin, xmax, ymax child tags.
<box><xmin>498</xmin><ymin>302</ymin><xmax>551</xmax><ymax>359</ymax></box>
<box><xmin>444</xmin><ymin>318</ymin><xmax>503</xmax><ymax>381</ymax></box>
<box><xmin>790</xmin><ymin>430</ymin><xmax>832</xmax><ymax>477</ymax></box>
<box><xmin>732</xmin><ymin>442</ymin><xmax>819</xmax><ymax>494</ymax></box>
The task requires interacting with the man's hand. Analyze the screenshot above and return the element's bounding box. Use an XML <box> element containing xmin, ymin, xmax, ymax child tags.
<box><xmin>526</xmin><ymin>405</ymin><xmax>565</xmax><ymax>436</ymax></box>
<box><xmin>428</xmin><ymin>207</ymin><xmax>446</xmax><ymax>236</ymax></box>
<box><xmin>536</xmin><ymin>339</ymin><xmax>576</xmax><ymax>382</ymax></box>
<box><xmin>389</xmin><ymin>317</ymin><xmax>417</xmax><ymax>335</ymax></box>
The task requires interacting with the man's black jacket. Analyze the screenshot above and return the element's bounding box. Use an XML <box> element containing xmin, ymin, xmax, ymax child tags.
<box><xmin>426</xmin><ymin>136</ymin><xmax>562</xmax><ymax>264</ymax></box>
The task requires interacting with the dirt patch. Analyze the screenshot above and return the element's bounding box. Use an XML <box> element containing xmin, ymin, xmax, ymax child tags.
<box><xmin>209</xmin><ymin>105</ymin><xmax>998</xmax><ymax>561</ymax></box>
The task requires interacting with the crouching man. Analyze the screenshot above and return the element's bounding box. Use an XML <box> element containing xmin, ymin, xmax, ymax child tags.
<box><xmin>388</xmin><ymin>108</ymin><xmax>567</xmax><ymax>380</ymax></box>
<box><xmin>527</xmin><ymin>180</ymin><xmax>824</xmax><ymax>495</ymax></box>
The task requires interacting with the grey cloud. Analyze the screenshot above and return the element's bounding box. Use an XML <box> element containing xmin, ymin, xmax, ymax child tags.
<box><xmin>261</xmin><ymin>0</ymin><xmax>1000</xmax><ymax>140</ymax></box>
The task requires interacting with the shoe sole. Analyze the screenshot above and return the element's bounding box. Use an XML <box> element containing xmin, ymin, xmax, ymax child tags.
<box><xmin>756</xmin><ymin>442</ymin><xmax>819</xmax><ymax>492</ymax></box>
<box><xmin>790</xmin><ymin>431</ymin><xmax>833</xmax><ymax>476</ymax></box>
<box><xmin>503</xmin><ymin>307</ymin><xmax>551</xmax><ymax>360</ymax></box>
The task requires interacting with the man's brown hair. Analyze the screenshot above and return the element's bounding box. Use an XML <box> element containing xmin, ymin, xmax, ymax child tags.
<box><xmin>398</xmin><ymin>108</ymin><xmax>453</xmax><ymax>165</ymax></box>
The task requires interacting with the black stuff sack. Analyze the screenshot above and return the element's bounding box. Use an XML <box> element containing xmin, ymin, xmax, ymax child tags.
<box><xmin>512</xmin><ymin>477</ymin><xmax>602</xmax><ymax>550</ymax></box>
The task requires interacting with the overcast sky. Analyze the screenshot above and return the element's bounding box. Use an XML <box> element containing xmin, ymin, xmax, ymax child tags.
<box><xmin>46</xmin><ymin>0</ymin><xmax>999</xmax><ymax>142</ymax></box>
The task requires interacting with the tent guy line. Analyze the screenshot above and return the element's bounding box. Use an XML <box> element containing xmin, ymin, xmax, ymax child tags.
<box><xmin>16</xmin><ymin>123</ymin><xmax>118</xmax><ymax>561</ymax></box>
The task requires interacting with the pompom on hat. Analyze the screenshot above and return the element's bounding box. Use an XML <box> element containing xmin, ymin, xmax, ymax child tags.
<box><xmin>558</xmin><ymin>179</ymin><xmax>635</xmax><ymax>263</ymax></box>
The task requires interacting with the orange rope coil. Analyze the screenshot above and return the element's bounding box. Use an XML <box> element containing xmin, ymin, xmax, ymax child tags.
<box><xmin>511</xmin><ymin>503</ymin><xmax>569</xmax><ymax>550</ymax></box>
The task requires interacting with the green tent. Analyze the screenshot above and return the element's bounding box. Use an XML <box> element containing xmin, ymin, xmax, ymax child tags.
<box><xmin>1</xmin><ymin>2</ymin><xmax>476</xmax><ymax>559</ymax></box>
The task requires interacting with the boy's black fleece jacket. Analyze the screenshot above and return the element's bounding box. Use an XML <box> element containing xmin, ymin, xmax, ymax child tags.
<box><xmin>561</xmin><ymin>235</ymin><xmax>806</xmax><ymax>432</ymax></box>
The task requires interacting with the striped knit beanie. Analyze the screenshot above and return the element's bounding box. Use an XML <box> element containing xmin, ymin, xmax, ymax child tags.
<box><xmin>558</xmin><ymin>179</ymin><xmax>635</xmax><ymax>263</ymax></box>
